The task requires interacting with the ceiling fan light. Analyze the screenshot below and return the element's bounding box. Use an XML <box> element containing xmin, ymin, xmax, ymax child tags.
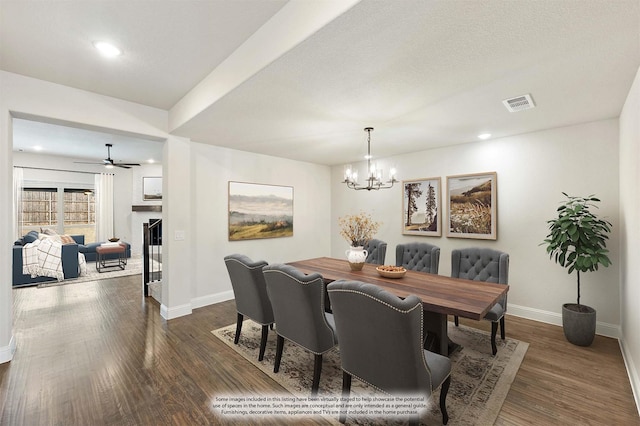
<box><xmin>105</xmin><ymin>163</ymin><xmax>114</xmax><ymax>169</ymax></box>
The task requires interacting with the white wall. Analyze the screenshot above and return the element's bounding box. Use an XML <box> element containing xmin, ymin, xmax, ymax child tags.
<box><xmin>189</xmin><ymin>142</ymin><xmax>332</xmax><ymax>308</ymax></box>
<box><xmin>0</xmin><ymin>84</ymin><xmax>15</xmax><ymax>362</ymax></box>
<box><xmin>131</xmin><ymin>164</ymin><xmax>163</xmax><ymax>255</ymax></box>
<box><xmin>619</xmin><ymin>65</ymin><xmax>640</xmax><ymax>412</ymax></box>
<box><xmin>331</xmin><ymin>119</ymin><xmax>621</xmax><ymax>334</ymax></box>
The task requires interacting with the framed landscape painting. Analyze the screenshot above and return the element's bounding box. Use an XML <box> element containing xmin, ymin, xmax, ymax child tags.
<box><xmin>402</xmin><ymin>177</ymin><xmax>441</xmax><ymax>237</ymax></box>
<box><xmin>228</xmin><ymin>181</ymin><xmax>293</xmax><ymax>241</ymax></box>
<box><xmin>446</xmin><ymin>172</ymin><xmax>497</xmax><ymax>240</ymax></box>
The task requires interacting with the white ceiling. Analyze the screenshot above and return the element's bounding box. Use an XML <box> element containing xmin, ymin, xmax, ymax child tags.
<box><xmin>2</xmin><ymin>0</ymin><xmax>639</xmax><ymax>166</ymax></box>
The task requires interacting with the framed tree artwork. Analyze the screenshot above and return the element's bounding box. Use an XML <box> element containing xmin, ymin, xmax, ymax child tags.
<box><xmin>402</xmin><ymin>177</ymin><xmax>441</xmax><ymax>237</ymax></box>
<box><xmin>446</xmin><ymin>172</ymin><xmax>497</xmax><ymax>240</ymax></box>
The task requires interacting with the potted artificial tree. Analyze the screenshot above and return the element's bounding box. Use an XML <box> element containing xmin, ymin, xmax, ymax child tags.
<box><xmin>542</xmin><ymin>193</ymin><xmax>612</xmax><ymax>346</ymax></box>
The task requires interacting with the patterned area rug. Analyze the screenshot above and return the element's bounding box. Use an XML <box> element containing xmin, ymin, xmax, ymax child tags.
<box><xmin>212</xmin><ymin>320</ymin><xmax>528</xmax><ymax>425</ymax></box>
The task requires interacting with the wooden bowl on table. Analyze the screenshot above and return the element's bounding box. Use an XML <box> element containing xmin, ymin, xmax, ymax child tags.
<box><xmin>376</xmin><ymin>265</ymin><xmax>407</xmax><ymax>278</ymax></box>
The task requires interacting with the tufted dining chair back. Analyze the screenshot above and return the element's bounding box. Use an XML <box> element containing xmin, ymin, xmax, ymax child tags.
<box><xmin>327</xmin><ymin>280</ymin><xmax>451</xmax><ymax>425</ymax></box>
<box><xmin>224</xmin><ymin>254</ymin><xmax>274</xmax><ymax>361</ymax></box>
<box><xmin>451</xmin><ymin>247</ymin><xmax>509</xmax><ymax>355</ymax></box>
<box><xmin>395</xmin><ymin>242</ymin><xmax>440</xmax><ymax>274</ymax></box>
<box><xmin>262</xmin><ymin>264</ymin><xmax>338</xmax><ymax>395</ymax></box>
<box><xmin>364</xmin><ymin>239</ymin><xmax>387</xmax><ymax>265</ymax></box>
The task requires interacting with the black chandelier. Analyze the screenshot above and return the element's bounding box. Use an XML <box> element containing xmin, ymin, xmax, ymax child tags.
<box><xmin>342</xmin><ymin>127</ymin><xmax>397</xmax><ymax>191</ymax></box>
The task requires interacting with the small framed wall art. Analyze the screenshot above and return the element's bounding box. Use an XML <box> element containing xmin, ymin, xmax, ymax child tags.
<box><xmin>228</xmin><ymin>181</ymin><xmax>293</xmax><ymax>241</ymax></box>
<box><xmin>446</xmin><ymin>172</ymin><xmax>497</xmax><ymax>240</ymax></box>
<box><xmin>402</xmin><ymin>177</ymin><xmax>441</xmax><ymax>237</ymax></box>
<box><xmin>143</xmin><ymin>177</ymin><xmax>162</xmax><ymax>200</ymax></box>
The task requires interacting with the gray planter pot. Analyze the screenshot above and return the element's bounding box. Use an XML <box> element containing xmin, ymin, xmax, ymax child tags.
<box><xmin>562</xmin><ymin>303</ymin><xmax>596</xmax><ymax>346</ymax></box>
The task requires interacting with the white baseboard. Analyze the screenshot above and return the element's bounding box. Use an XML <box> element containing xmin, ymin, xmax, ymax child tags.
<box><xmin>160</xmin><ymin>302</ymin><xmax>192</xmax><ymax>320</ymax></box>
<box><xmin>619</xmin><ymin>338</ymin><xmax>640</xmax><ymax>416</ymax></box>
<box><xmin>0</xmin><ymin>334</ymin><xmax>16</xmax><ymax>364</ymax></box>
<box><xmin>508</xmin><ymin>303</ymin><xmax>621</xmax><ymax>339</ymax></box>
<box><xmin>192</xmin><ymin>290</ymin><xmax>234</xmax><ymax>310</ymax></box>
<box><xmin>160</xmin><ymin>290</ymin><xmax>233</xmax><ymax>319</ymax></box>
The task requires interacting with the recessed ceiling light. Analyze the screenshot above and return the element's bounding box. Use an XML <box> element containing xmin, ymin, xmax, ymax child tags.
<box><xmin>478</xmin><ymin>133</ymin><xmax>492</xmax><ymax>140</ymax></box>
<box><xmin>33</xmin><ymin>145</ymin><xmax>43</xmax><ymax>151</ymax></box>
<box><xmin>147</xmin><ymin>159</ymin><xmax>155</xmax><ymax>164</ymax></box>
<box><xmin>93</xmin><ymin>41</ymin><xmax>122</xmax><ymax>58</ymax></box>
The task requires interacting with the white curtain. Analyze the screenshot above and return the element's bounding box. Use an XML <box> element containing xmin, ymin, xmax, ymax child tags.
<box><xmin>13</xmin><ymin>167</ymin><xmax>24</xmax><ymax>239</ymax></box>
<box><xmin>95</xmin><ymin>173</ymin><xmax>114</xmax><ymax>241</ymax></box>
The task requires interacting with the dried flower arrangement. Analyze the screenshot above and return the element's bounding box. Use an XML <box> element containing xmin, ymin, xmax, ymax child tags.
<box><xmin>338</xmin><ymin>212</ymin><xmax>381</xmax><ymax>247</ymax></box>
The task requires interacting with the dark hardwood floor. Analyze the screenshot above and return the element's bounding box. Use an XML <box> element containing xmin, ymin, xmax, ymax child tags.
<box><xmin>0</xmin><ymin>275</ymin><xmax>638</xmax><ymax>425</ymax></box>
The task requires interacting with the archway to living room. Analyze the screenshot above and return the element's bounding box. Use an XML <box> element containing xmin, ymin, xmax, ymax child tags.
<box><xmin>11</xmin><ymin>113</ymin><xmax>166</xmax><ymax>301</ymax></box>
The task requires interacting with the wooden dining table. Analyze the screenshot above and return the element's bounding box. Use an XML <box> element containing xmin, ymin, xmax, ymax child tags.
<box><xmin>287</xmin><ymin>257</ymin><xmax>509</xmax><ymax>356</ymax></box>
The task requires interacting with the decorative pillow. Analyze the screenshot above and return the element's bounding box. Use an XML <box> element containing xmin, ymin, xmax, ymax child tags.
<box><xmin>23</xmin><ymin>231</ymin><xmax>39</xmax><ymax>244</ymax></box>
<box><xmin>41</xmin><ymin>228</ymin><xmax>58</xmax><ymax>235</ymax></box>
<box><xmin>60</xmin><ymin>235</ymin><xmax>75</xmax><ymax>244</ymax></box>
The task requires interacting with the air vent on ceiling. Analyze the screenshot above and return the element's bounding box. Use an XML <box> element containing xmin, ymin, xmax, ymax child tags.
<box><xmin>502</xmin><ymin>94</ymin><xmax>535</xmax><ymax>112</ymax></box>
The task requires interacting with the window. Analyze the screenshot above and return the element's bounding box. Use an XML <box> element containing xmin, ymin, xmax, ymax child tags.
<box><xmin>64</xmin><ymin>189</ymin><xmax>95</xmax><ymax>226</ymax></box>
<box><xmin>20</xmin><ymin>188</ymin><xmax>58</xmax><ymax>232</ymax></box>
<box><xmin>20</xmin><ymin>187</ymin><xmax>96</xmax><ymax>242</ymax></box>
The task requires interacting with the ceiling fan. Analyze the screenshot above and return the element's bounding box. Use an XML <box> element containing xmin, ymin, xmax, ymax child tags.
<box><xmin>74</xmin><ymin>143</ymin><xmax>141</xmax><ymax>169</ymax></box>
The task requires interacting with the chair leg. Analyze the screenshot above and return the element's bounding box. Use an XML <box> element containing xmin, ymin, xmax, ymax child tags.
<box><xmin>274</xmin><ymin>335</ymin><xmax>284</xmax><ymax>373</ymax></box>
<box><xmin>491</xmin><ymin>321</ymin><xmax>498</xmax><ymax>355</ymax></box>
<box><xmin>440</xmin><ymin>375</ymin><xmax>451</xmax><ymax>425</ymax></box>
<box><xmin>500</xmin><ymin>316</ymin><xmax>506</xmax><ymax>340</ymax></box>
<box><xmin>258</xmin><ymin>325</ymin><xmax>269</xmax><ymax>361</ymax></box>
<box><xmin>234</xmin><ymin>313</ymin><xmax>243</xmax><ymax>344</ymax></box>
<box><xmin>454</xmin><ymin>315</ymin><xmax>459</xmax><ymax>327</ymax></box>
<box><xmin>339</xmin><ymin>371</ymin><xmax>351</xmax><ymax>424</ymax></box>
<box><xmin>311</xmin><ymin>354</ymin><xmax>323</xmax><ymax>396</ymax></box>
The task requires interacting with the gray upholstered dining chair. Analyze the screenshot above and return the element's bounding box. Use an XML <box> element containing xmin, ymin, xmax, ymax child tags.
<box><xmin>451</xmin><ymin>248</ymin><xmax>509</xmax><ymax>355</ymax></box>
<box><xmin>396</xmin><ymin>242</ymin><xmax>440</xmax><ymax>273</ymax></box>
<box><xmin>364</xmin><ymin>238</ymin><xmax>387</xmax><ymax>265</ymax></box>
<box><xmin>327</xmin><ymin>280</ymin><xmax>451</xmax><ymax>425</ymax></box>
<box><xmin>262</xmin><ymin>264</ymin><xmax>338</xmax><ymax>395</ymax></box>
<box><xmin>223</xmin><ymin>254</ymin><xmax>274</xmax><ymax>361</ymax></box>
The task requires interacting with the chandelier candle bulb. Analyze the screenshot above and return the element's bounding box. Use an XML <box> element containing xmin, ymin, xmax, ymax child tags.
<box><xmin>344</xmin><ymin>165</ymin><xmax>352</xmax><ymax>181</ymax></box>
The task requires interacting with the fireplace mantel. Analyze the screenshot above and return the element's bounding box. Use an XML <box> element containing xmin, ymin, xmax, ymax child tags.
<box><xmin>132</xmin><ymin>205</ymin><xmax>162</xmax><ymax>212</ymax></box>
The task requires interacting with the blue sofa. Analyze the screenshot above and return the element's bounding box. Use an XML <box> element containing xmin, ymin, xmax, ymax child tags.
<box><xmin>13</xmin><ymin>231</ymin><xmax>132</xmax><ymax>287</ymax></box>
<box><xmin>13</xmin><ymin>231</ymin><xmax>82</xmax><ymax>287</ymax></box>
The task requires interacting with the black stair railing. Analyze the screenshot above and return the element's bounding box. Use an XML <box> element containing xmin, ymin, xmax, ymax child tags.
<box><xmin>143</xmin><ymin>219</ymin><xmax>162</xmax><ymax>296</ymax></box>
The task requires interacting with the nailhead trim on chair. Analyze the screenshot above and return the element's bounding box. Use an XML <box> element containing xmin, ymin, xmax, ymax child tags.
<box><xmin>225</xmin><ymin>257</ymin><xmax>266</xmax><ymax>270</ymax></box>
<box><xmin>263</xmin><ymin>269</ymin><xmax>335</xmax><ymax>355</ymax></box>
<box><xmin>328</xmin><ymin>287</ymin><xmax>435</xmax><ymax>390</ymax></box>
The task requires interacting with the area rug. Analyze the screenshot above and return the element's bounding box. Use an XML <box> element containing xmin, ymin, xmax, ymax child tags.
<box><xmin>36</xmin><ymin>256</ymin><xmax>158</xmax><ymax>288</ymax></box>
<box><xmin>212</xmin><ymin>320</ymin><xmax>528</xmax><ymax>425</ymax></box>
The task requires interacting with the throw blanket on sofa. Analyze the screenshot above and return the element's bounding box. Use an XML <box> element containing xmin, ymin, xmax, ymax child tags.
<box><xmin>78</xmin><ymin>252</ymin><xmax>87</xmax><ymax>277</ymax></box>
<box><xmin>22</xmin><ymin>238</ymin><xmax>64</xmax><ymax>281</ymax></box>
